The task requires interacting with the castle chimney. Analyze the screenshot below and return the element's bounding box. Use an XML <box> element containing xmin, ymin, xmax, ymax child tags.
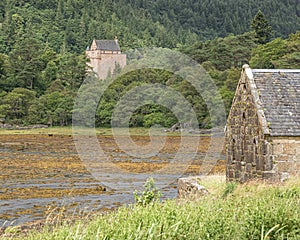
<box><xmin>114</xmin><ymin>36</ymin><xmax>118</xmax><ymax>44</ymax></box>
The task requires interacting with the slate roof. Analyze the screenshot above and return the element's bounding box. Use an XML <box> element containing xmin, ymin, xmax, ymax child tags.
<box><xmin>251</xmin><ymin>69</ymin><xmax>300</xmax><ymax>136</ymax></box>
<box><xmin>95</xmin><ymin>40</ymin><xmax>121</xmax><ymax>51</ymax></box>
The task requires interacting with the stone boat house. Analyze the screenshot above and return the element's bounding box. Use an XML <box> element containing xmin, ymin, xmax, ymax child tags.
<box><xmin>226</xmin><ymin>65</ymin><xmax>300</xmax><ymax>182</ymax></box>
<box><xmin>86</xmin><ymin>38</ymin><xmax>126</xmax><ymax>79</ymax></box>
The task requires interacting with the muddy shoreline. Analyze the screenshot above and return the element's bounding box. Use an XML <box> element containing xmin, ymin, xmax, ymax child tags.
<box><xmin>0</xmin><ymin>133</ymin><xmax>225</xmax><ymax>228</ymax></box>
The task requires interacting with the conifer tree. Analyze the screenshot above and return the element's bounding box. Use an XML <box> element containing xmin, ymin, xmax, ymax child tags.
<box><xmin>251</xmin><ymin>10</ymin><xmax>273</xmax><ymax>44</ymax></box>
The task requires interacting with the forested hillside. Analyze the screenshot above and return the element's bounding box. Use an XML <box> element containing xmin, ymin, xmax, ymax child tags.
<box><xmin>0</xmin><ymin>0</ymin><xmax>299</xmax><ymax>128</ymax></box>
<box><xmin>0</xmin><ymin>0</ymin><xmax>299</xmax><ymax>52</ymax></box>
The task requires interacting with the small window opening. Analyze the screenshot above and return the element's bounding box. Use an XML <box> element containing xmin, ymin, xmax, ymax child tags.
<box><xmin>232</xmin><ymin>139</ymin><xmax>236</xmax><ymax>161</ymax></box>
<box><xmin>242</xmin><ymin>112</ymin><xmax>246</xmax><ymax>119</ymax></box>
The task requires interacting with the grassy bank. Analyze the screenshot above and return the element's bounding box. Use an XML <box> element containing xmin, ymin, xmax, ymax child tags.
<box><xmin>0</xmin><ymin>126</ymin><xmax>215</xmax><ymax>137</ymax></box>
<box><xmin>0</xmin><ymin>127</ymin><xmax>181</xmax><ymax>136</ymax></box>
<box><xmin>3</xmin><ymin>176</ymin><xmax>300</xmax><ymax>239</ymax></box>
<box><xmin>0</xmin><ymin>126</ymin><xmax>74</xmax><ymax>135</ymax></box>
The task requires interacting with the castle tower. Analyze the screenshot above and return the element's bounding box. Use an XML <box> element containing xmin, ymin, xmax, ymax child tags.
<box><xmin>86</xmin><ymin>38</ymin><xmax>126</xmax><ymax>79</ymax></box>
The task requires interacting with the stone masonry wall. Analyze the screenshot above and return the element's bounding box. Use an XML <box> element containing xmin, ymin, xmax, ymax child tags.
<box><xmin>226</xmin><ymin>71</ymin><xmax>275</xmax><ymax>182</ymax></box>
<box><xmin>271</xmin><ymin>137</ymin><xmax>300</xmax><ymax>177</ymax></box>
<box><xmin>96</xmin><ymin>53</ymin><xmax>126</xmax><ymax>79</ymax></box>
<box><xmin>86</xmin><ymin>49</ymin><xmax>126</xmax><ymax>79</ymax></box>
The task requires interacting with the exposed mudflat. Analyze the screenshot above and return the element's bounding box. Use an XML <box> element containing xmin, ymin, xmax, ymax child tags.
<box><xmin>0</xmin><ymin>133</ymin><xmax>225</xmax><ymax>227</ymax></box>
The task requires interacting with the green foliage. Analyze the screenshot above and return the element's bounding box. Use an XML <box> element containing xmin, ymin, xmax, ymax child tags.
<box><xmin>142</xmin><ymin>111</ymin><xmax>175</xmax><ymax>128</ymax></box>
<box><xmin>250</xmin><ymin>34</ymin><xmax>300</xmax><ymax>69</ymax></box>
<box><xmin>0</xmin><ymin>0</ymin><xmax>298</xmax><ymax>127</ymax></box>
<box><xmin>251</xmin><ymin>10</ymin><xmax>273</xmax><ymax>44</ymax></box>
<box><xmin>28</xmin><ymin>91</ymin><xmax>74</xmax><ymax>126</ymax></box>
<box><xmin>134</xmin><ymin>177</ymin><xmax>162</xmax><ymax>206</ymax></box>
<box><xmin>271</xmin><ymin>32</ymin><xmax>300</xmax><ymax>68</ymax></box>
<box><xmin>182</xmin><ymin>32</ymin><xmax>257</xmax><ymax>71</ymax></box>
<box><xmin>275</xmin><ymin>186</ymin><xmax>300</xmax><ymax>199</ymax></box>
<box><xmin>250</xmin><ymin>38</ymin><xmax>287</xmax><ymax>68</ymax></box>
<box><xmin>10</xmin><ymin>178</ymin><xmax>300</xmax><ymax>239</ymax></box>
<box><xmin>0</xmin><ymin>0</ymin><xmax>299</xmax><ymax>55</ymax></box>
<box><xmin>5</xmin><ymin>38</ymin><xmax>49</xmax><ymax>92</ymax></box>
<box><xmin>222</xmin><ymin>181</ymin><xmax>237</xmax><ymax>198</ymax></box>
<box><xmin>95</xmin><ymin>67</ymin><xmax>215</xmax><ymax>128</ymax></box>
<box><xmin>0</xmin><ymin>88</ymin><xmax>36</xmax><ymax>123</ymax></box>
<box><xmin>0</xmin><ymin>53</ymin><xmax>8</xmax><ymax>88</ymax></box>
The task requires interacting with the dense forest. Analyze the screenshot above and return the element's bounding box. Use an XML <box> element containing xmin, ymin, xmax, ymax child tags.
<box><xmin>1</xmin><ymin>0</ymin><xmax>300</xmax><ymax>52</ymax></box>
<box><xmin>0</xmin><ymin>0</ymin><xmax>299</xmax><ymax>128</ymax></box>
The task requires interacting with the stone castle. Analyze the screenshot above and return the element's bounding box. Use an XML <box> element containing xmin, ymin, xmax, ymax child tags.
<box><xmin>86</xmin><ymin>38</ymin><xmax>126</xmax><ymax>79</ymax></box>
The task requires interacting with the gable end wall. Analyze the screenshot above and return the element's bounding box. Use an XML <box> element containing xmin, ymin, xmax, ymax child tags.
<box><xmin>226</xmin><ymin>69</ymin><xmax>275</xmax><ymax>182</ymax></box>
<box><xmin>226</xmin><ymin>67</ymin><xmax>300</xmax><ymax>182</ymax></box>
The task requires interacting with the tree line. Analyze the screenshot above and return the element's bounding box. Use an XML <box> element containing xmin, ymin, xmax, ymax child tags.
<box><xmin>1</xmin><ymin>30</ymin><xmax>299</xmax><ymax>127</ymax></box>
<box><xmin>0</xmin><ymin>0</ymin><xmax>299</xmax><ymax>128</ymax></box>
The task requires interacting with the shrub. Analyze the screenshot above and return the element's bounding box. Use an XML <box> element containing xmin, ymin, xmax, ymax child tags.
<box><xmin>133</xmin><ymin>177</ymin><xmax>162</xmax><ymax>206</ymax></box>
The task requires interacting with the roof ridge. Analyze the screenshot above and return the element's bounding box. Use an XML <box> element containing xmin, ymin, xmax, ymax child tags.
<box><xmin>94</xmin><ymin>39</ymin><xmax>121</xmax><ymax>51</ymax></box>
<box><xmin>252</xmin><ymin>69</ymin><xmax>300</xmax><ymax>73</ymax></box>
<box><xmin>96</xmin><ymin>39</ymin><xmax>116</xmax><ymax>42</ymax></box>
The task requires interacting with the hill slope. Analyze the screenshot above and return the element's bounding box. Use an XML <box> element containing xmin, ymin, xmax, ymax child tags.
<box><xmin>0</xmin><ymin>0</ymin><xmax>299</xmax><ymax>53</ymax></box>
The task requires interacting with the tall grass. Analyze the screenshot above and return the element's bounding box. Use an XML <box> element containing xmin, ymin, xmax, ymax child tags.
<box><xmin>3</xmin><ymin>177</ymin><xmax>300</xmax><ymax>239</ymax></box>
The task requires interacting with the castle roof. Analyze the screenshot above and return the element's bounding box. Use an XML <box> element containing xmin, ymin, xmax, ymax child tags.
<box><xmin>244</xmin><ymin>66</ymin><xmax>300</xmax><ymax>136</ymax></box>
<box><xmin>95</xmin><ymin>40</ymin><xmax>121</xmax><ymax>51</ymax></box>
